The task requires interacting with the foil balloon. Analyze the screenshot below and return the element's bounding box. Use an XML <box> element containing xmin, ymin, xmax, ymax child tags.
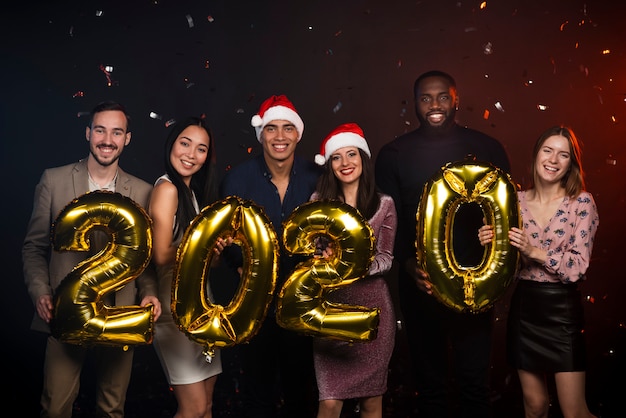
<box><xmin>416</xmin><ymin>158</ymin><xmax>520</xmax><ymax>313</ymax></box>
<box><xmin>172</xmin><ymin>196</ymin><xmax>278</xmax><ymax>360</ymax></box>
<box><xmin>51</xmin><ymin>191</ymin><xmax>154</xmax><ymax>345</ymax></box>
<box><xmin>276</xmin><ymin>200</ymin><xmax>379</xmax><ymax>342</ymax></box>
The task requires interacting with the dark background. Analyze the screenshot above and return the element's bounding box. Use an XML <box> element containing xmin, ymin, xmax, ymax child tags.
<box><xmin>2</xmin><ymin>0</ymin><xmax>625</xmax><ymax>416</ymax></box>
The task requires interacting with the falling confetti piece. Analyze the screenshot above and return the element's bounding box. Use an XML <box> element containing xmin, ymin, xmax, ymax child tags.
<box><xmin>96</xmin><ymin>10</ymin><xmax>103</xmax><ymax>17</ymax></box>
<box><xmin>611</xmin><ymin>115</ymin><xmax>617</xmax><ymax>123</ymax></box>
<box><xmin>165</xmin><ymin>119</ymin><xmax>176</xmax><ymax>127</ymax></box>
<box><xmin>464</xmin><ymin>27</ymin><xmax>477</xmax><ymax>32</ymax></box>
<box><xmin>606</xmin><ymin>156</ymin><xmax>617</xmax><ymax>165</ymax></box>
<box><xmin>99</xmin><ymin>64</ymin><xmax>114</xmax><ymax>86</ymax></box>
<box><xmin>537</xmin><ymin>104</ymin><xmax>548</xmax><ymax>111</ymax></box>
<box><xmin>72</xmin><ymin>91</ymin><xmax>85</xmax><ymax>98</ymax></box>
<box><xmin>480</xmin><ymin>2</ymin><xmax>487</xmax><ymax>10</ymax></box>
<box><xmin>326</xmin><ymin>49</ymin><xmax>333</xmax><ymax>55</ymax></box>
<box><xmin>494</xmin><ymin>101</ymin><xmax>504</xmax><ymax>112</ymax></box>
<box><xmin>579</xmin><ymin>65</ymin><xmax>589</xmax><ymax>76</ymax></box>
<box><xmin>77</xmin><ymin>111</ymin><xmax>90</xmax><ymax>118</ymax></box>
<box><xmin>483</xmin><ymin>109</ymin><xmax>490</xmax><ymax>119</ymax></box>
<box><xmin>332</xmin><ymin>101</ymin><xmax>342</xmax><ymax>113</ymax></box>
<box><xmin>397</xmin><ymin>60</ymin><xmax>402</xmax><ymax>68</ymax></box>
<box><xmin>186</xmin><ymin>81</ymin><xmax>195</xmax><ymax>89</ymax></box>
<box><xmin>482</xmin><ymin>42</ymin><xmax>493</xmax><ymax>55</ymax></box>
<box><xmin>236</xmin><ymin>108</ymin><xmax>244</xmax><ymax>114</ymax></box>
<box><xmin>149</xmin><ymin>112</ymin><xmax>163</xmax><ymax>120</ymax></box>
<box><xmin>207</xmin><ymin>15</ymin><xmax>214</xmax><ymax>22</ymax></box>
<box><xmin>237</xmin><ymin>144</ymin><xmax>254</xmax><ymax>155</ymax></box>
<box><xmin>186</xmin><ymin>14</ymin><xmax>194</xmax><ymax>28</ymax></box>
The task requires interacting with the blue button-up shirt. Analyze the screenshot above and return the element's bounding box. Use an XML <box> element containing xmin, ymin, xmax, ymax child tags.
<box><xmin>219</xmin><ymin>154</ymin><xmax>322</xmax><ymax>288</ymax></box>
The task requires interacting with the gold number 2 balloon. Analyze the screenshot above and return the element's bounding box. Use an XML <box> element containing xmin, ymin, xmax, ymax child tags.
<box><xmin>172</xmin><ymin>196</ymin><xmax>278</xmax><ymax>360</ymax></box>
<box><xmin>277</xmin><ymin>200</ymin><xmax>379</xmax><ymax>342</ymax></box>
<box><xmin>51</xmin><ymin>191</ymin><xmax>154</xmax><ymax>345</ymax></box>
<box><xmin>416</xmin><ymin>159</ymin><xmax>520</xmax><ymax>313</ymax></box>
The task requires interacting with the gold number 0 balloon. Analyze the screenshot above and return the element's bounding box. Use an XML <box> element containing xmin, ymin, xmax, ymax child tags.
<box><xmin>172</xmin><ymin>196</ymin><xmax>278</xmax><ymax>360</ymax></box>
<box><xmin>416</xmin><ymin>159</ymin><xmax>520</xmax><ymax>313</ymax></box>
<box><xmin>51</xmin><ymin>191</ymin><xmax>154</xmax><ymax>345</ymax></box>
<box><xmin>276</xmin><ymin>200</ymin><xmax>379</xmax><ymax>342</ymax></box>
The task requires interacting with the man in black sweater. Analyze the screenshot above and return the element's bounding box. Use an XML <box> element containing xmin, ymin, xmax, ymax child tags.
<box><xmin>375</xmin><ymin>70</ymin><xmax>510</xmax><ymax>418</ymax></box>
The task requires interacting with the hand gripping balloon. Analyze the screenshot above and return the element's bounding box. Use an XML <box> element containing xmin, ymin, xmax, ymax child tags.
<box><xmin>172</xmin><ymin>196</ymin><xmax>278</xmax><ymax>361</ymax></box>
<box><xmin>277</xmin><ymin>200</ymin><xmax>379</xmax><ymax>342</ymax></box>
<box><xmin>416</xmin><ymin>158</ymin><xmax>520</xmax><ymax>313</ymax></box>
<box><xmin>51</xmin><ymin>191</ymin><xmax>154</xmax><ymax>345</ymax></box>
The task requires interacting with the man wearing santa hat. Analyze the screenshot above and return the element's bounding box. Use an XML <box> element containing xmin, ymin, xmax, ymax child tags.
<box><xmin>220</xmin><ymin>95</ymin><xmax>322</xmax><ymax>418</ymax></box>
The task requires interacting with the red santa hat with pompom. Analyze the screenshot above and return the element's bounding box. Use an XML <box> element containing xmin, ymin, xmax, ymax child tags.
<box><xmin>315</xmin><ymin>123</ymin><xmax>371</xmax><ymax>165</ymax></box>
<box><xmin>251</xmin><ymin>95</ymin><xmax>304</xmax><ymax>142</ymax></box>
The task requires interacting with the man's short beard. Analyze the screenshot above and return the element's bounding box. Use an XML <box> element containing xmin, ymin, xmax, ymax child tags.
<box><xmin>90</xmin><ymin>150</ymin><xmax>119</xmax><ymax>167</ymax></box>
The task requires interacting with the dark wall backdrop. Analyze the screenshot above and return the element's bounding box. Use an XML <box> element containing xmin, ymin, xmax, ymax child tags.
<box><xmin>2</xmin><ymin>0</ymin><xmax>625</xmax><ymax>413</ymax></box>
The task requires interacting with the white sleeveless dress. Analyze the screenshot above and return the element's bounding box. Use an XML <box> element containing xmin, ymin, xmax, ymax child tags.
<box><xmin>152</xmin><ymin>174</ymin><xmax>222</xmax><ymax>385</ymax></box>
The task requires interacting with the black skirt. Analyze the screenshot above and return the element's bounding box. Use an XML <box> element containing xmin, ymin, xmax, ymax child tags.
<box><xmin>506</xmin><ymin>280</ymin><xmax>587</xmax><ymax>372</ymax></box>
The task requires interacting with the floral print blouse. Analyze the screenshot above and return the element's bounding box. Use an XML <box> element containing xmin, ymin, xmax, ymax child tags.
<box><xmin>516</xmin><ymin>190</ymin><xmax>599</xmax><ymax>284</ymax></box>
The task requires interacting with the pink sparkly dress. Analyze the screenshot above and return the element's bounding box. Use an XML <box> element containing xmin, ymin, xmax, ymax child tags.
<box><xmin>312</xmin><ymin>193</ymin><xmax>397</xmax><ymax>400</ymax></box>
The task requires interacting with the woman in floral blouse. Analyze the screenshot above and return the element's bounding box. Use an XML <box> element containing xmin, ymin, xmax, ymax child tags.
<box><xmin>479</xmin><ymin>125</ymin><xmax>599</xmax><ymax>418</ymax></box>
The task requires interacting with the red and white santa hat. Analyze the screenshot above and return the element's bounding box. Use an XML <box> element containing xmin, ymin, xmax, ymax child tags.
<box><xmin>315</xmin><ymin>122</ymin><xmax>371</xmax><ymax>165</ymax></box>
<box><xmin>251</xmin><ymin>94</ymin><xmax>304</xmax><ymax>142</ymax></box>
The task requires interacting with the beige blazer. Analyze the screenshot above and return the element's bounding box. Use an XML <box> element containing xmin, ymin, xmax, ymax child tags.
<box><xmin>22</xmin><ymin>158</ymin><xmax>158</xmax><ymax>333</ymax></box>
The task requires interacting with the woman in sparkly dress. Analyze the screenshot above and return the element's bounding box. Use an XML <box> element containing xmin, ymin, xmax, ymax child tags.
<box><xmin>310</xmin><ymin>123</ymin><xmax>397</xmax><ymax>418</ymax></box>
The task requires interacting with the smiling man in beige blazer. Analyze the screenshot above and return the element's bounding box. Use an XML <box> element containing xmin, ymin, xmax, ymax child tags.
<box><xmin>22</xmin><ymin>100</ymin><xmax>162</xmax><ymax>418</ymax></box>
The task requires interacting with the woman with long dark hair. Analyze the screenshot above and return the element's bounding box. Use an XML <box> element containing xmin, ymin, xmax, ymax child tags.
<box><xmin>148</xmin><ymin>116</ymin><xmax>224</xmax><ymax>418</ymax></box>
<box><xmin>311</xmin><ymin>123</ymin><xmax>397</xmax><ymax>418</ymax></box>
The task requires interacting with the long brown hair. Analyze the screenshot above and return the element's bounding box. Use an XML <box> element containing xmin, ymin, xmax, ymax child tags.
<box><xmin>529</xmin><ymin>125</ymin><xmax>585</xmax><ymax>197</ymax></box>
